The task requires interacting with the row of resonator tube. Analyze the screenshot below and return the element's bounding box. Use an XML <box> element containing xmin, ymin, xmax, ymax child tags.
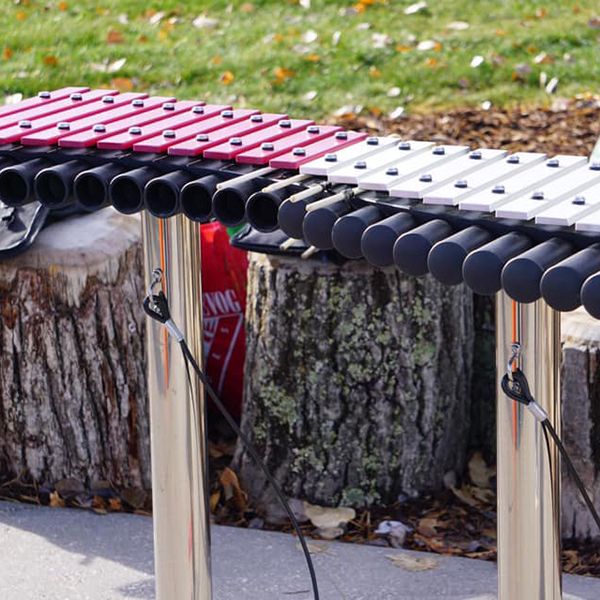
<box><xmin>2</xmin><ymin>153</ymin><xmax>600</xmax><ymax>319</ymax></box>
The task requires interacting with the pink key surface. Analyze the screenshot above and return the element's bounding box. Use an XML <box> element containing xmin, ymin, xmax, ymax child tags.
<box><xmin>167</xmin><ymin>113</ymin><xmax>287</xmax><ymax>157</ymax></box>
<box><xmin>132</xmin><ymin>107</ymin><xmax>256</xmax><ymax>153</ymax></box>
<box><xmin>58</xmin><ymin>98</ymin><xmax>188</xmax><ymax>148</ymax></box>
<box><xmin>0</xmin><ymin>88</ymin><xmax>117</xmax><ymax>133</ymax></box>
<box><xmin>20</xmin><ymin>92</ymin><xmax>149</xmax><ymax>146</ymax></box>
<box><xmin>96</xmin><ymin>101</ymin><xmax>213</xmax><ymax>150</ymax></box>
<box><xmin>0</xmin><ymin>90</ymin><xmax>121</xmax><ymax>144</ymax></box>
<box><xmin>0</xmin><ymin>87</ymin><xmax>89</xmax><ymax>119</ymax></box>
<box><xmin>203</xmin><ymin>119</ymin><xmax>314</xmax><ymax>161</ymax></box>
<box><xmin>236</xmin><ymin>124</ymin><xmax>341</xmax><ymax>165</ymax></box>
<box><xmin>269</xmin><ymin>130</ymin><xmax>368</xmax><ymax>170</ymax></box>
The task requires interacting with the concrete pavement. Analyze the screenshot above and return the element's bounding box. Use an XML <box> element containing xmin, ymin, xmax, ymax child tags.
<box><xmin>0</xmin><ymin>501</ymin><xmax>598</xmax><ymax>600</ymax></box>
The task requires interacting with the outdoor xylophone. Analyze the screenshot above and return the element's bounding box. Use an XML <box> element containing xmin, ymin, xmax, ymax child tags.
<box><xmin>0</xmin><ymin>87</ymin><xmax>596</xmax><ymax>600</ymax></box>
<box><xmin>1</xmin><ymin>87</ymin><xmax>600</xmax><ymax>319</ymax></box>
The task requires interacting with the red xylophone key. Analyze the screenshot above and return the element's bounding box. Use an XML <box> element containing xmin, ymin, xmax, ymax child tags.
<box><xmin>0</xmin><ymin>87</ymin><xmax>89</xmax><ymax>119</ymax></box>
<box><xmin>269</xmin><ymin>130</ymin><xmax>368</xmax><ymax>170</ymax></box>
<box><xmin>167</xmin><ymin>113</ymin><xmax>288</xmax><ymax>157</ymax></box>
<box><xmin>203</xmin><ymin>119</ymin><xmax>314</xmax><ymax>161</ymax></box>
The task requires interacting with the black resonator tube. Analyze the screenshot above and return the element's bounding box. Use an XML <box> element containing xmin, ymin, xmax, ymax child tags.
<box><xmin>246</xmin><ymin>189</ymin><xmax>290</xmax><ymax>233</ymax></box>
<box><xmin>144</xmin><ymin>171</ymin><xmax>193</xmax><ymax>218</ymax></box>
<box><xmin>278</xmin><ymin>197</ymin><xmax>316</xmax><ymax>239</ymax></box>
<box><xmin>331</xmin><ymin>205</ymin><xmax>383</xmax><ymax>259</ymax></box>
<box><xmin>34</xmin><ymin>160</ymin><xmax>87</xmax><ymax>209</ymax></box>
<box><xmin>393</xmin><ymin>219</ymin><xmax>453</xmax><ymax>276</ymax></box>
<box><xmin>110</xmin><ymin>167</ymin><xmax>159</xmax><ymax>215</ymax></box>
<box><xmin>361</xmin><ymin>212</ymin><xmax>416</xmax><ymax>267</ymax></box>
<box><xmin>581</xmin><ymin>271</ymin><xmax>600</xmax><ymax>319</ymax></box>
<box><xmin>212</xmin><ymin>179</ymin><xmax>260</xmax><ymax>227</ymax></box>
<box><xmin>180</xmin><ymin>175</ymin><xmax>219</xmax><ymax>223</ymax></box>
<box><xmin>428</xmin><ymin>226</ymin><xmax>492</xmax><ymax>286</ymax></box>
<box><xmin>74</xmin><ymin>163</ymin><xmax>127</xmax><ymax>211</ymax></box>
<box><xmin>501</xmin><ymin>238</ymin><xmax>574</xmax><ymax>304</ymax></box>
<box><xmin>303</xmin><ymin>200</ymin><xmax>351</xmax><ymax>250</ymax></box>
<box><xmin>463</xmin><ymin>232</ymin><xmax>533</xmax><ymax>296</ymax></box>
<box><xmin>0</xmin><ymin>158</ymin><xmax>50</xmax><ymax>207</ymax></box>
<box><xmin>541</xmin><ymin>244</ymin><xmax>600</xmax><ymax>311</ymax></box>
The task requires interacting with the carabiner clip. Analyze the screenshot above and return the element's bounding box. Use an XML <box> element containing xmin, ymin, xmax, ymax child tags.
<box><xmin>506</xmin><ymin>342</ymin><xmax>521</xmax><ymax>381</ymax></box>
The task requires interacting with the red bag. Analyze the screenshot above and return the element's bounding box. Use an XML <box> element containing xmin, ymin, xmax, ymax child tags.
<box><xmin>200</xmin><ymin>222</ymin><xmax>248</xmax><ymax>418</ymax></box>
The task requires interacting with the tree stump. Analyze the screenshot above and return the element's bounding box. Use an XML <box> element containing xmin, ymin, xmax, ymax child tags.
<box><xmin>561</xmin><ymin>310</ymin><xmax>600</xmax><ymax>540</ymax></box>
<box><xmin>0</xmin><ymin>208</ymin><xmax>150</xmax><ymax>490</ymax></box>
<box><xmin>236</xmin><ymin>252</ymin><xmax>475</xmax><ymax>509</ymax></box>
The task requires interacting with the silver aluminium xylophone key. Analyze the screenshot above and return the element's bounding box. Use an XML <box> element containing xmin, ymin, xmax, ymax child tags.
<box><xmin>326</xmin><ymin>140</ymin><xmax>434</xmax><ymax>184</ymax></box>
<box><xmin>389</xmin><ymin>148</ymin><xmax>507</xmax><ymax>199</ymax></box>
<box><xmin>459</xmin><ymin>155</ymin><xmax>586</xmax><ymax>212</ymax></box>
<box><xmin>352</xmin><ymin>144</ymin><xmax>469</xmax><ymax>191</ymax></box>
<box><xmin>574</xmin><ymin>205</ymin><xmax>600</xmax><ymax>233</ymax></box>
<box><xmin>299</xmin><ymin>136</ymin><xmax>400</xmax><ymax>176</ymax></box>
<box><xmin>536</xmin><ymin>163</ymin><xmax>600</xmax><ymax>226</ymax></box>
<box><xmin>495</xmin><ymin>161</ymin><xmax>600</xmax><ymax>220</ymax></box>
<box><xmin>423</xmin><ymin>152</ymin><xmax>546</xmax><ymax>206</ymax></box>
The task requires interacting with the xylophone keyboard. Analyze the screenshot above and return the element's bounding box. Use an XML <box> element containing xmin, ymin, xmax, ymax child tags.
<box><xmin>2</xmin><ymin>88</ymin><xmax>600</xmax><ymax>319</ymax></box>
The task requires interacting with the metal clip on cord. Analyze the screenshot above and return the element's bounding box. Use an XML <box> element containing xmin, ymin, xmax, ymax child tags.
<box><xmin>142</xmin><ymin>267</ymin><xmax>185</xmax><ymax>342</ymax></box>
<box><xmin>501</xmin><ymin>344</ymin><xmax>549</xmax><ymax>423</ymax></box>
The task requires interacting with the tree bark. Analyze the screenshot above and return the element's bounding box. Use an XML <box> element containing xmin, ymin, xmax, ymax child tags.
<box><xmin>0</xmin><ymin>208</ymin><xmax>150</xmax><ymax>490</ymax></box>
<box><xmin>236</xmin><ymin>252</ymin><xmax>474</xmax><ymax>509</ymax></box>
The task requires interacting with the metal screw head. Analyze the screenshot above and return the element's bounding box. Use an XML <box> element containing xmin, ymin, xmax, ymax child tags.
<box><xmin>132</xmin><ymin>99</ymin><xmax>145</xmax><ymax>107</ymax></box>
<box><xmin>507</xmin><ymin>155</ymin><xmax>520</xmax><ymax>164</ymax></box>
<box><xmin>129</xmin><ymin>126</ymin><xmax>142</xmax><ymax>135</ymax></box>
<box><xmin>261</xmin><ymin>142</ymin><xmax>274</xmax><ymax>151</ymax></box>
<box><xmin>93</xmin><ymin>124</ymin><xmax>106</xmax><ymax>133</ymax></box>
<box><xmin>398</xmin><ymin>141</ymin><xmax>411</xmax><ymax>150</ymax></box>
<box><xmin>222</xmin><ymin>109</ymin><xmax>234</xmax><ymax>118</ymax></box>
<box><xmin>366</xmin><ymin>137</ymin><xmax>379</xmax><ymax>145</ymax></box>
<box><xmin>162</xmin><ymin>102</ymin><xmax>176</xmax><ymax>110</ymax></box>
<box><xmin>470</xmin><ymin>150</ymin><xmax>482</xmax><ymax>159</ymax></box>
<box><xmin>102</xmin><ymin>95</ymin><xmax>115</xmax><ymax>103</ymax></box>
<box><xmin>163</xmin><ymin>130</ymin><xmax>176</xmax><ymax>138</ymax></box>
<box><xmin>38</xmin><ymin>91</ymin><xmax>51</xmax><ymax>99</ymax></box>
<box><xmin>432</xmin><ymin>146</ymin><xmax>446</xmax><ymax>155</ymax></box>
<box><xmin>386</xmin><ymin>167</ymin><xmax>399</xmax><ymax>176</ymax></box>
<box><xmin>57</xmin><ymin>122</ymin><xmax>70</xmax><ymax>130</ymax></box>
<box><xmin>307</xmin><ymin>125</ymin><xmax>320</xmax><ymax>134</ymax></box>
<box><xmin>18</xmin><ymin>120</ymin><xmax>31</xmax><ymax>128</ymax></box>
<box><xmin>531</xmin><ymin>190</ymin><xmax>545</xmax><ymax>200</ymax></box>
<box><xmin>335</xmin><ymin>131</ymin><xmax>348</xmax><ymax>139</ymax></box>
<box><xmin>325</xmin><ymin>153</ymin><xmax>337</xmax><ymax>162</ymax></box>
<box><xmin>250</xmin><ymin>114</ymin><xmax>263</xmax><ymax>122</ymax></box>
<box><xmin>590</xmin><ymin>161</ymin><xmax>600</xmax><ymax>171</ymax></box>
<box><xmin>230</xmin><ymin>137</ymin><xmax>242</xmax><ymax>145</ymax></box>
<box><xmin>196</xmin><ymin>133</ymin><xmax>209</xmax><ymax>141</ymax></box>
<box><xmin>279</xmin><ymin>120</ymin><xmax>292</xmax><ymax>128</ymax></box>
<box><xmin>455</xmin><ymin>179</ymin><xmax>468</xmax><ymax>188</ymax></box>
<box><xmin>419</xmin><ymin>173</ymin><xmax>433</xmax><ymax>182</ymax></box>
<box><xmin>70</xmin><ymin>92</ymin><xmax>83</xmax><ymax>100</ymax></box>
<box><xmin>547</xmin><ymin>158</ymin><xmax>560</xmax><ymax>167</ymax></box>
<box><xmin>192</xmin><ymin>106</ymin><xmax>205</xmax><ymax>114</ymax></box>
<box><xmin>492</xmin><ymin>184</ymin><xmax>505</xmax><ymax>194</ymax></box>
<box><xmin>573</xmin><ymin>195</ymin><xmax>586</xmax><ymax>205</ymax></box>
<box><xmin>293</xmin><ymin>147</ymin><xmax>306</xmax><ymax>156</ymax></box>
<box><xmin>354</xmin><ymin>160</ymin><xmax>367</xmax><ymax>169</ymax></box>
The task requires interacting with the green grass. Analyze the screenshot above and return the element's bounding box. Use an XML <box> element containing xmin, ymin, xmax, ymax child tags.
<box><xmin>0</xmin><ymin>0</ymin><xmax>599</xmax><ymax>119</ymax></box>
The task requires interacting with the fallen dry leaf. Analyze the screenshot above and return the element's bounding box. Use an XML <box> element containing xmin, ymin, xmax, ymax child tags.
<box><xmin>106</xmin><ymin>29</ymin><xmax>124</xmax><ymax>44</ymax></box>
<box><xmin>304</xmin><ymin>502</ymin><xmax>355</xmax><ymax>530</ymax></box>
<box><xmin>49</xmin><ymin>491</ymin><xmax>65</xmax><ymax>508</ymax></box>
<box><xmin>42</xmin><ymin>55</ymin><xmax>59</xmax><ymax>67</ymax></box>
<box><xmin>2</xmin><ymin>47</ymin><xmax>12</xmax><ymax>61</ymax></box>
<box><xmin>297</xmin><ymin>542</ymin><xmax>330</xmax><ymax>554</ymax></box>
<box><xmin>220</xmin><ymin>71</ymin><xmax>234</xmax><ymax>85</ymax></box>
<box><xmin>387</xmin><ymin>553</ymin><xmax>438</xmax><ymax>571</ymax></box>
<box><xmin>468</xmin><ymin>452</ymin><xmax>494</xmax><ymax>489</ymax></box>
<box><xmin>110</xmin><ymin>77</ymin><xmax>134</xmax><ymax>92</ymax></box>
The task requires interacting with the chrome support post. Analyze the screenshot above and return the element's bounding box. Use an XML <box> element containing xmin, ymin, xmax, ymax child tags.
<box><xmin>496</xmin><ymin>294</ymin><xmax>561</xmax><ymax>600</ymax></box>
<box><xmin>141</xmin><ymin>213</ymin><xmax>212</xmax><ymax>600</ymax></box>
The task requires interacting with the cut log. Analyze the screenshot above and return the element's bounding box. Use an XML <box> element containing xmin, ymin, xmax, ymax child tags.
<box><xmin>0</xmin><ymin>208</ymin><xmax>150</xmax><ymax>490</ymax></box>
<box><xmin>561</xmin><ymin>309</ymin><xmax>600</xmax><ymax>540</ymax></box>
<box><xmin>235</xmin><ymin>252</ymin><xmax>475</xmax><ymax>509</ymax></box>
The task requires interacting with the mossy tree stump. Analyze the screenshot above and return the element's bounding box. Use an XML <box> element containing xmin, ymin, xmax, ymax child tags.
<box><xmin>235</xmin><ymin>252</ymin><xmax>475</xmax><ymax>509</ymax></box>
<box><xmin>0</xmin><ymin>208</ymin><xmax>150</xmax><ymax>491</ymax></box>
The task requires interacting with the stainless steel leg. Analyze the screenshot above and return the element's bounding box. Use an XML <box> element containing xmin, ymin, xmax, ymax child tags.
<box><xmin>496</xmin><ymin>294</ymin><xmax>561</xmax><ymax>600</ymax></box>
<box><xmin>141</xmin><ymin>213</ymin><xmax>212</xmax><ymax>600</ymax></box>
